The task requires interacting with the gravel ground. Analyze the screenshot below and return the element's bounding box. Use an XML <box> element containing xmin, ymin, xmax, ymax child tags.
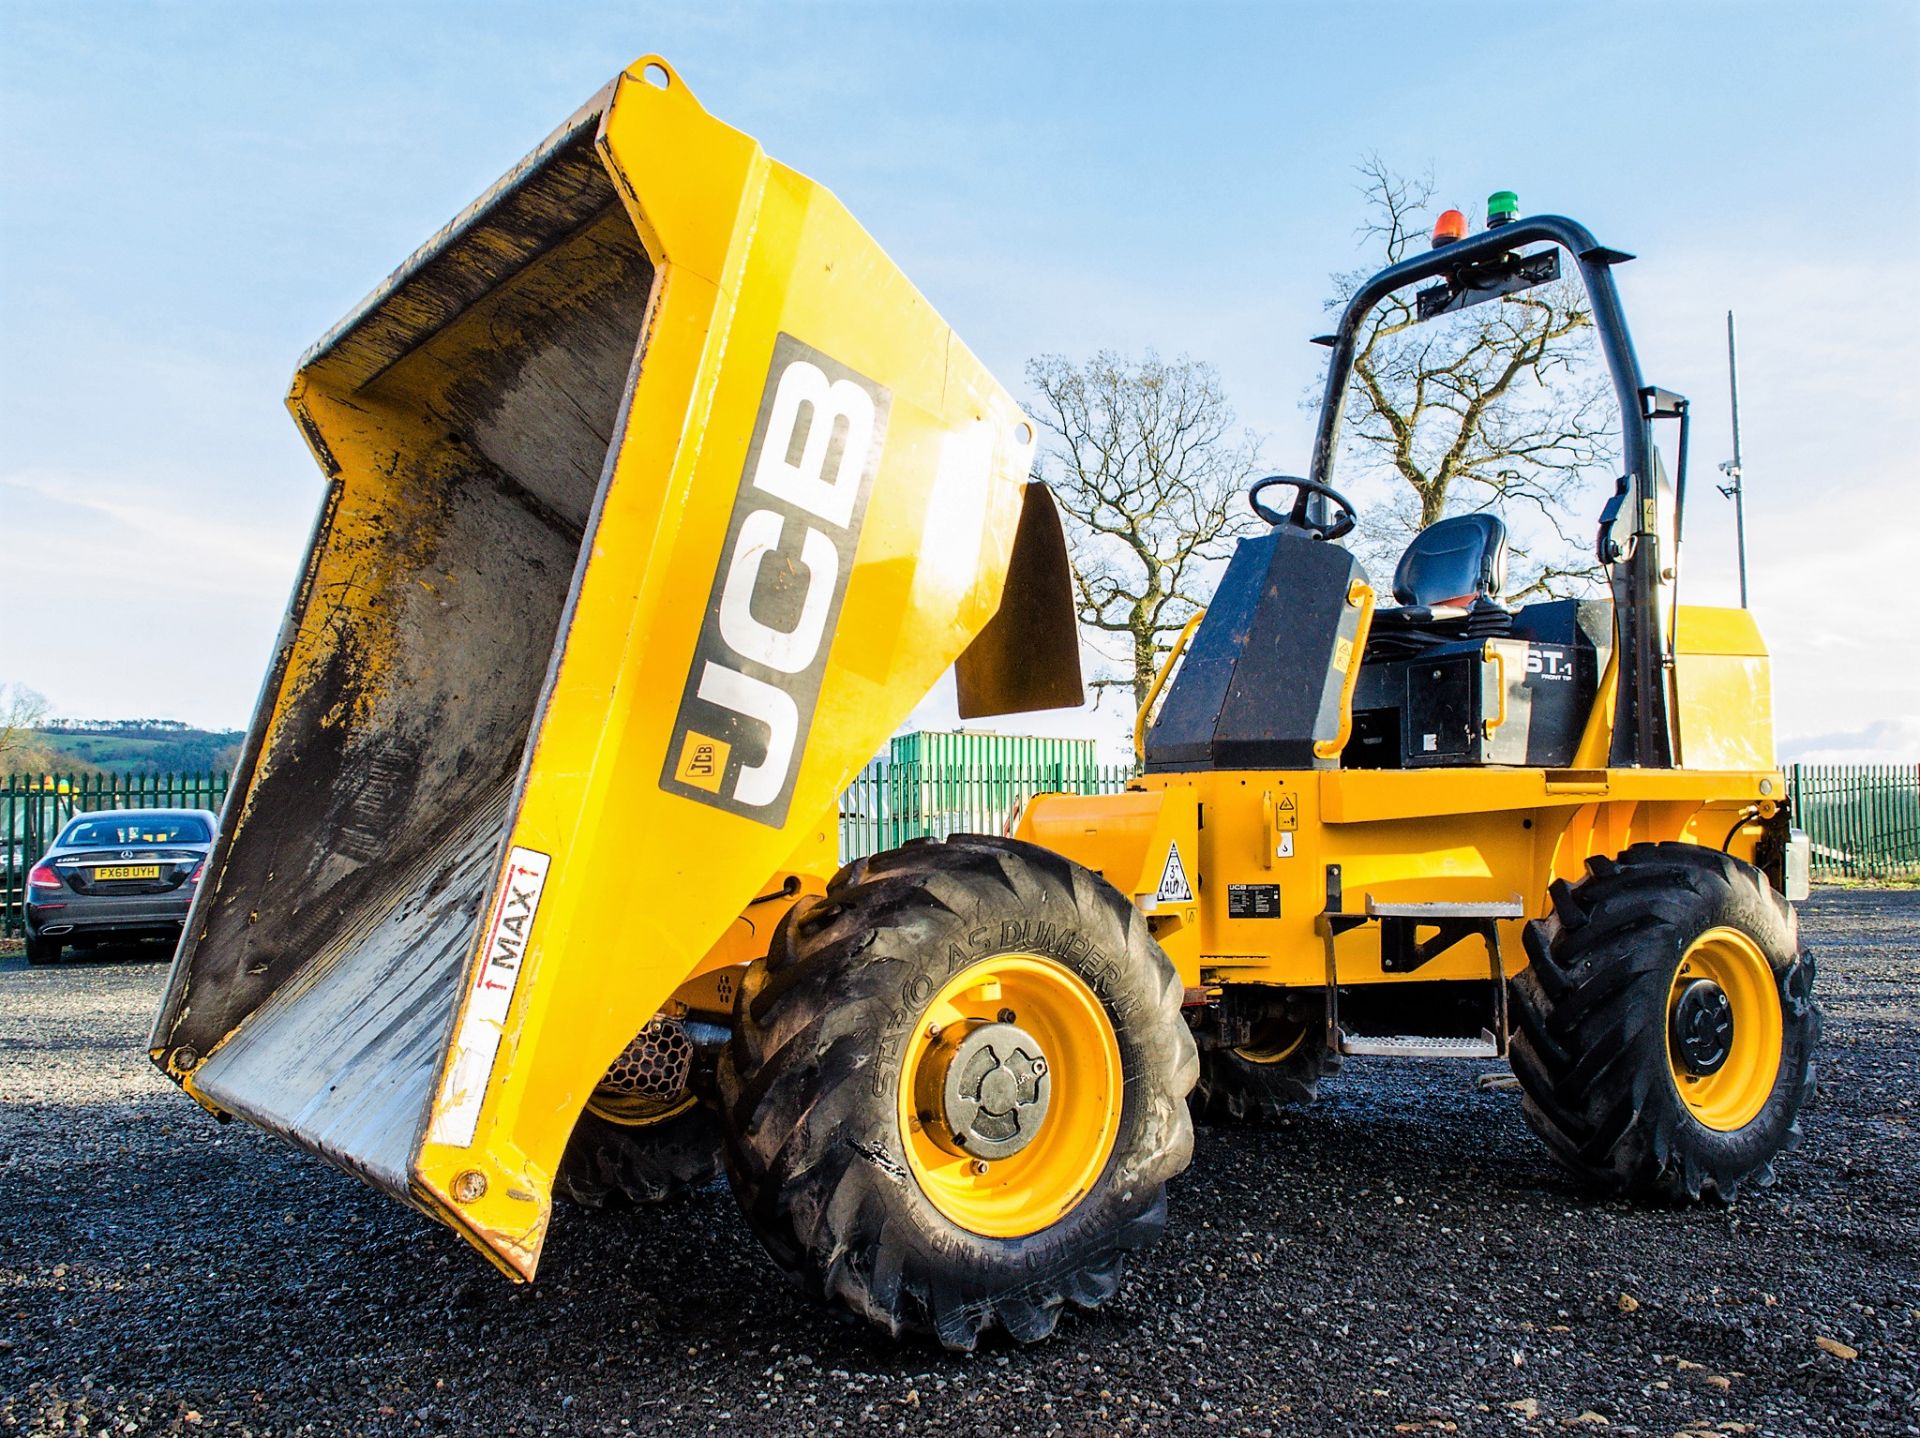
<box><xmin>2</xmin><ymin>889</ymin><xmax>1915</xmax><ymax>1437</ymax></box>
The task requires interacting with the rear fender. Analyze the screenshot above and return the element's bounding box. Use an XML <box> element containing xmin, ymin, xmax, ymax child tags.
<box><xmin>1017</xmin><ymin>787</ymin><xmax>1199</xmax><ymax>969</ymax></box>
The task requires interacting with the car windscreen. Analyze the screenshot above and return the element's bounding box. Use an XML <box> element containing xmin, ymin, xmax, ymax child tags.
<box><xmin>61</xmin><ymin>815</ymin><xmax>212</xmax><ymax>846</ymax></box>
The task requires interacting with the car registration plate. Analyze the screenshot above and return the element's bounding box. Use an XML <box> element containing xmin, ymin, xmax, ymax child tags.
<box><xmin>94</xmin><ymin>864</ymin><xmax>161</xmax><ymax>881</ymax></box>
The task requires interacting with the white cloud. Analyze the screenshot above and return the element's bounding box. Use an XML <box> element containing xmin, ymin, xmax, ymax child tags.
<box><xmin>1781</xmin><ymin>716</ymin><xmax>1920</xmax><ymax>766</ymax></box>
<box><xmin>0</xmin><ymin>468</ymin><xmax>308</xmax><ymax>599</ymax></box>
<box><xmin>0</xmin><ymin>466</ymin><xmax>310</xmax><ymax>727</ymax></box>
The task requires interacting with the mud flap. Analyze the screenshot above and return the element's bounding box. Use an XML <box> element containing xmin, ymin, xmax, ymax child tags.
<box><xmin>955</xmin><ymin>481</ymin><xmax>1084</xmax><ymax>719</ymax></box>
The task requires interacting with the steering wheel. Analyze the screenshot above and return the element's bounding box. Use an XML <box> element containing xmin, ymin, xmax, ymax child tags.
<box><xmin>1247</xmin><ymin>475</ymin><xmax>1358</xmax><ymax>541</ymax></box>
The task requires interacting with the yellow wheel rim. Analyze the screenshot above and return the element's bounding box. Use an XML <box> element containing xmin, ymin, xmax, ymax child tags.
<box><xmin>897</xmin><ymin>953</ymin><xmax>1123</xmax><ymax>1239</ymax></box>
<box><xmin>1666</xmin><ymin>926</ymin><xmax>1782</xmax><ymax>1132</ymax></box>
<box><xmin>1233</xmin><ymin>1019</ymin><xmax>1308</xmax><ymax>1066</ymax></box>
<box><xmin>585</xmin><ymin>1091</ymin><xmax>696</xmax><ymax>1127</ymax></box>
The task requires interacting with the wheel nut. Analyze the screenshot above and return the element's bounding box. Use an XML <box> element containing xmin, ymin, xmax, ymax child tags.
<box><xmin>997</xmin><ymin>1008</ymin><xmax>1016</xmax><ymax>1023</ymax></box>
<box><xmin>972</xmin><ymin>1160</ymin><xmax>990</xmax><ymax>1176</ymax></box>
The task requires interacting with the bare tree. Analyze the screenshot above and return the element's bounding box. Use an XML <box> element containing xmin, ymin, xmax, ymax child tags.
<box><xmin>1</xmin><ymin>684</ymin><xmax>49</xmax><ymax>756</ymax></box>
<box><xmin>0</xmin><ymin>683</ymin><xmax>55</xmax><ymax>771</ymax></box>
<box><xmin>1327</xmin><ymin>158</ymin><xmax>1616</xmax><ymax>597</ymax></box>
<box><xmin>1027</xmin><ymin>352</ymin><xmax>1262</xmax><ymax>712</ymax></box>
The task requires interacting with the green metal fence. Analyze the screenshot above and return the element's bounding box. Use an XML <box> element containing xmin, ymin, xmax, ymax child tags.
<box><xmin>839</xmin><ymin>730</ymin><xmax>1132</xmax><ymax>860</ymax></box>
<box><xmin>838</xmin><ymin>755</ymin><xmax>1134</xmax><ymax>860</ymax></box>
<box><xmin>0</xmin><ymin>744</ymin><xmax>1128</xmax><ymax>936</ymax></box>
<box><xmin>837</xmin><ymin>758</ymin><xmax>1920</xmax><ymax>880</ymax></box>
<box><xmin>7</xmin><ymin>756</ymin><xmax>1911</xmax><ymax>935</ymax></box>
<box><xmin>1787</xmin><ymin>763</ymin><xmax>1920</xmax><ymax>881</ymax></box>
<box><xmin>2</xmin><ymin>771</ymin><xmax>230</xmax><ymax>936</ymax></box>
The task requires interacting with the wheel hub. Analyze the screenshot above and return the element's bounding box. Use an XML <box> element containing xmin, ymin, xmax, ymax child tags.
<box><xmin>1669</xmin><ymin>978</ymin><xmax>1734</xmax><ymax>1076</ymax></box>
<box><xmin>918</xmin><ymin>1020</ymin><xmax>1051</xmax><ymax>1160</ymax></box>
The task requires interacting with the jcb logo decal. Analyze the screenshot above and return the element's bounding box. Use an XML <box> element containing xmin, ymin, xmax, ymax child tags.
<box><xmin>663</xmin><ymin>334</ymin><xmax>891</xmax><ymax>825</ymax></box>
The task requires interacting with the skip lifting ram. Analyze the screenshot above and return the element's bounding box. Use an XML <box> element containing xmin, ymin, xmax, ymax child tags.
<box><xmin>151</xmin><ymin>58</ymin><xmax>1819</xmax><ymax>1350</ymax></box>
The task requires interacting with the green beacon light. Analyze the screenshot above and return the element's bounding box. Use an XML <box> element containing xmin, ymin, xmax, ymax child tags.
<box><xmin>1487</xmin><ymin>190</ymin><xmax>1520</xmax><ymax>228</ymax></box>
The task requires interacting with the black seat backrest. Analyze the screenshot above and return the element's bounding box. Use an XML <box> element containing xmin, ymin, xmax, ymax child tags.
<box><xmin>1392</xmin><ymin>513</ymin><xmax>1508</xmax><ymax>607</ymax></box>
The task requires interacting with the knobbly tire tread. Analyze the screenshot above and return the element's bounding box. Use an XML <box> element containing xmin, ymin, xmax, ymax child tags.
<box><xmin>717</xmin><ymin>834</ymin><xmax>1197</xmax><ymax>1350</ymax></box>
<box><xmin>553</xmin><ymin>1105</ymin><xmax>724</xmax><ymax>1208</ymax></box>
<box><xmin>1509</xmin><ymin>841</ymin><xmax>1820</xmax><ymax>1202</ymax></box>
<box><xmin>1192</xmin><ymin>1029</ymin><xmax>1340</xmax><ymax>1124</ymax></box>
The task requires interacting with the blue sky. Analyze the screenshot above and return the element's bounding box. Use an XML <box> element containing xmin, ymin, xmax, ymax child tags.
<box><xmin>3</xmin><ymin>1</ymin><xmax>1916</xmax><ymax>759</ymax></box>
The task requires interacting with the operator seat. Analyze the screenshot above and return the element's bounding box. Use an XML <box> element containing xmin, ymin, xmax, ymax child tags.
<box><xmin>1367</xmin><ymin>513</ymin><xmax>1512</xmax><ymax>652</ymax></box>
<box><xmin>1393</xmin><ymin>513</ymin><xmax>1508</xmax><ymax>607</ymax></box>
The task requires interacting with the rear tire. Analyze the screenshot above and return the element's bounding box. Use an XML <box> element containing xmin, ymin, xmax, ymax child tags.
<box><xmin>554</xmin><ymin>1105</ymin><xmax>723</xmax><ymax>1208</ymax></box>
<box><xmin>718</xmin><ymin>835</ymin><xmax>1196</xmax><ymax>1350</ymax></box>
<box><xmin>1510</xmin><ymin>842</ymin><xmax>1819</xmax><ymax>1202</ymax></box>
<box><xmin>555</xmin><ymin>1013</ymin><xmax>724</xmax><ymax>1207</ymax></box>
<box><xmin>1191</xmin><ymin>1000</ymin><xmax>1339</xmax><ymax>1123</ymax></box>
<box><xmin>25</xmin><ymin>935</ymin><xmax>61</xmax><ymax>966</ymax></box>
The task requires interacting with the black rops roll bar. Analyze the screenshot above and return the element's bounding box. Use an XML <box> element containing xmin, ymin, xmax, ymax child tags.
<box><xmin>1305</xmin><ymin>215</ymin><xmax>1673</xmax><ymax>769</ymax></box>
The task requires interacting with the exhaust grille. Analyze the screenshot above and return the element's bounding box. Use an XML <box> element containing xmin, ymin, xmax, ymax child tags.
<box><xmin>588</xmin><ymin>1015</ymin><xmax>695</xmax><ymax>1122</ymax></box>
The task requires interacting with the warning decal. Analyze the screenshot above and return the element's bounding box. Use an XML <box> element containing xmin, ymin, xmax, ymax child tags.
<box><xmin>1274</xmin><ymin>792</ymin><xmax>1299</xmax><ymax>831</ymax></box>
<box><xmin>1156</xmin><ymin>841</ymin><xmax>1195</xmax><ymax>904</ymax></box>
<box><xmin>428</xmin><ymin>845</ymin><xmax>551</xmax><ymax>1150</ymax></box>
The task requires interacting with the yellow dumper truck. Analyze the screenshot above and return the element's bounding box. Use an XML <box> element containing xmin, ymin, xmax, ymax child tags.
<box><xmin>152</xmin><ymin>56</ymin><xmax>1816</xmax><ymax>1350</ymax></box>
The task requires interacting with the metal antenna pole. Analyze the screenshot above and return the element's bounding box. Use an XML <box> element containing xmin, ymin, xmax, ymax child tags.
<box><xmin>1717</xmin><ymin>310</ymin><xmax>1749</xmax><ymax>607</ymax></box>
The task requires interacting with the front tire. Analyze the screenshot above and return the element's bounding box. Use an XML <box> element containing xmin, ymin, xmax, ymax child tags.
<box><xmin>1510</xmin><ymin>842</ymin><xmax>1819</xmax><ymax>1202</ymax></box>
<box><xmin>718</xmin><ymin>835</ymin><xmax>1196</xmax><ymax>1350</ymax></box>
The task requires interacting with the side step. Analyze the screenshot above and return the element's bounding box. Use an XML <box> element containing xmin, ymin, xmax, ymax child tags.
<box><xmin>1364</xmin><ymin>898</ymin><xmax>1525</xmax><ymax>919</ymax></box>
<box><xmin>1316</xmin><ymin>871</ymin><xmax>1523</xmax><ymax>1060</ymax></box>
<box><xmin>1340</xmin><ymin>1032</ymin><xmax>1503</xmax><ymax>1060</ymax></box>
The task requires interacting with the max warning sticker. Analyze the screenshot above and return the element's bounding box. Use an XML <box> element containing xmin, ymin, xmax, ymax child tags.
<box><xmin>428</xmin><ymin>846</ymin><xmax>551</xmax><ymax>1150</ymax></box>
<box><xmin>1156</xmin><ymin>841</ymin><xmax>1195</xmax><ymax>905</ymax></box>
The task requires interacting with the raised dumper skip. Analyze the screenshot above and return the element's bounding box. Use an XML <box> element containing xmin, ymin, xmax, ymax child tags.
<box><xmin>151</xmin><ymin>55</ymin><xmax>1818</xmax><ymax>1351</ymax></box>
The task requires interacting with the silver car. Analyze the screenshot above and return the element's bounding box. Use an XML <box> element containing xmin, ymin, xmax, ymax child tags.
<box><xmin>23</xmin><ymin>808</ymin><xmax>218</xmax><ymax>965</ymax></box>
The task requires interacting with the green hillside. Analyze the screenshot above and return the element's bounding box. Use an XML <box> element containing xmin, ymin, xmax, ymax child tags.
<box><xmin>29</xmin><ymin>722</ymin><xmax>243</xmax><ymax>776</ymax></box>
